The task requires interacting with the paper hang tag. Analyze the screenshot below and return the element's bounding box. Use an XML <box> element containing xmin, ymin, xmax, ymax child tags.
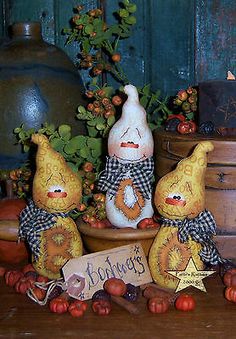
<box><xmin>65</xmin><ymin>273</ymin><xmax>86</xmax><ymax>297</ymax></box>
<box><xmin>62</xmin><ymin>242</ymin><xmax>152</xmax><ymax>300</ymax></box>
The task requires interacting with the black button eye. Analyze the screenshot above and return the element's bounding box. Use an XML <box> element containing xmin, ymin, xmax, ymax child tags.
<box><xmin>173</xmin><ymin>195</ymin><xmax>181</xmax><ymax>200</ymax></box>
<box><xmin>54</xmin><ymin>189</ymin><xmax>62</xmax><ymax>193</ymax></box>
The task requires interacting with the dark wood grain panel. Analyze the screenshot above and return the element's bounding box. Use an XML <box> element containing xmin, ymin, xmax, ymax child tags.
<box><xmin>1</xmin><ymin>1</ymin><xmax>236</xmax><ymax>93</ymax></box>
<box><xmin>150</xmin><ymin>0</ymin><xmax>195</xmax><ymax>95</ymax></box>
<box><xmin>195</xmin><ymin>0</ymin><xmax>236</xmax><ymax>82</ymax></box>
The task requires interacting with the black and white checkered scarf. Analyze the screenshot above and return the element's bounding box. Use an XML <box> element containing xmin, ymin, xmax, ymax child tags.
<box><xmin>18</xmin><ymin>199</ymin><xmax>69</xmax><ymax>260</ymax></box>
<box><xmin>161</xmin><ymin>209</ymin><xmax>225</xmax><ymax>265</ymax></box>
<box><xmin>97</xmin><ymin>156</ymin><xmax>154</xmax><ymax>199</ymax></box>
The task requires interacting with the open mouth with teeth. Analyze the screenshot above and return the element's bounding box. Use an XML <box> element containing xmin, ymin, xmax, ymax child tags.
<box><xmin>120</xmin><ymin>141</ymin><xmax>139</xmax><ymax>148</ymax></box>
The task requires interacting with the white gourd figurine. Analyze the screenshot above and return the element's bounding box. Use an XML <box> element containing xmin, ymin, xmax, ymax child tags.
<box><xmin>98</xmin><ymin>84</ymin><xmax>154</xmax><ymax>228</ymax></box>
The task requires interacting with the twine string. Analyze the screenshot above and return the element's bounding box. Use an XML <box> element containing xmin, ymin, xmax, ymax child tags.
<box><xmin>27</xmin><ymin>278</ymin><xmax>66</xmax><ymax>306</ymax></box>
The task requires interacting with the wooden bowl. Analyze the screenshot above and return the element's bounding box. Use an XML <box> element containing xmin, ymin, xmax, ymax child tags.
<box><xmin>77</xmin><ymin>220</ymin><xmax>158</xmax><ymax>256</ymax></box>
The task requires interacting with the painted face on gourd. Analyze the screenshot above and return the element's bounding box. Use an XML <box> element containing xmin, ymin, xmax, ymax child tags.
<box><xmin>155</xmin><ymin>141</ymin><xmax>214</xmax><ymax>220</ymax></box>
<box><xmin>32</xmin><ymin>134</ymin><xmax>82</xmax><ymax>214</ymax></box>
<box><xmin>108</xmin><ymin>85</ymin><xmax>154</xmax><ymax>162</ymax></box>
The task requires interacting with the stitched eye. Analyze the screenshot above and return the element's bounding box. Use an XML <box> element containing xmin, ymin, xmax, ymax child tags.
<box><xmin>167</xmin><ymin>193</ymin><xmax>184</xmax><ymax>201</ymax></box>
<box><xmin>173</xmin><ymin>195</ymin><xmax>181</xmax><ymax>200</ymax></box>
<box><xmin>48</xmin><ymin>185</ymin><xmax>65</xmax><ymax>193</ymax></box>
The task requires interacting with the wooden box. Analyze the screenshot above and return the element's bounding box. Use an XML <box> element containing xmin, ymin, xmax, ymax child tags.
<box><xmin>199</xmin><ymin>80</ymin><xmax>236</xmax><ymax>129</ymax></box>
<box><xmin>154</xmin><ymin>129</ymin><xmax>236</xmax><ymax>260</ymax></box>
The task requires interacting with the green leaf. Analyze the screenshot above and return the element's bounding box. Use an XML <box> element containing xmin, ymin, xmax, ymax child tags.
<box><xmin>27</xmin><ymin>128</ymin><xmax>35</xmax><ymax>135</ymax></box>
<box><xmin>87</xmin><ymin>137</ymin><xmax>102</xmax><ymax>149</ymax></box>
<box><xmin>72</xmin><ymin>135</ymin><xmax>87</xmax><ymax>148</ymax></box>
<box><xmin>107</xmin><ymin>115</ymin><xmax>116</xmax><ymax>127</ymax></box>
<box><xmin>186</xmin><ymin>112</ymin><xmax>194</xmax><ymax>120</ymax></box>
<box><xmin>58</xmin><ymin>125</ymin><xmax>71</xmax><ymax>138</ymax></box>
<box><xmin>92</xmin><ymin>148</ymin><xmax>102</xmax><ymax>158</ymax></box>
<box><xmin>23</xmin><ymin>145</ymin><xmax>30</xmax><ymax>152</ymax></box>
<box><xmin>14</xmin><ymin>127</ymin><xmax>22</xmax><ymax>133</ymax></box>
<box><xmin>87</xmin><ymin>126</ymin><xmax>98</xmax><ymax>137</ymax></box>
<box><xmin>126</xmin><ymin>4</ymin><xmax>137</xmax><ymax>13</ymax></box>
<box><xmin>87</xmin><ymin>120</ymin><xmax>97</xmax><ymax>127</ymax></box>
<box><xmin>142</xmin><ymin>84</ymin><xmax>151</xmax><ymax>95</ymax></box>
<box><xmin>123</xmin><ymin>0</ymin><xmax>130</xmax><ymax>6</ymax></box>
<box><xmin>96</xmin><ymin>123</ymin><xmax>106</xmax><ymax>130</ymax></box>
<box><xmin>79</xmin><ymin>146</ymin><xmax>91</xmax><ymax>159</ymax></box>
<box><xmin>118</xmin><ymin>9</ymin><xmax>129</xmax><ymax>18</ymax></box>
<box><xmin>19</xmin><ymin>131</ymin><xmax>26</xmax><ymax>140</ymax></box>
<box><xmin>140</xmin><ymin>95</ymin><xmax>149</xmax><ymax>108</ymax></box>
<box><xmin>84</xmin><ymin>24</ymin><xmax>94</xmax><ymax>35</ymax></box>
<box><xmin>50</xmin><ymin>138</ymin><xmax>65</xmax><ymax>153</ymax></box>
<box><xmin>93</xmin><ymin>18</ymin><xmax>104</xmax><ymax>30</ymax></box>
<box><xmin>66</xmin><ymin>162</ymin><xmax>79</xmax><ymax>173</ymax></box>
<box><xmin>106</xmin><ymin>26</ymin><xmax>120</xmax><ymax>36</ymax></box>
<box><xmin>90</xmin><ymin>37</ymin><xmax>104</xmax><ymax>46</ymax></box>
<box><xmin>123</xmin><ymin>16</ymin><xmax>136</xmax><ymax>25</ymax></box>
<box><xmin>63</xmin><ymin>142</ymin><xmax>77</xmax><ymax>155</ymax></box>
<box><xmin>78</xmin><ymin>105</ymin><xmax>87</xmax><ymax>114</ymax></box>
<box><xmin>82</xmin><ymin>39</ymin><xmax>91</xmax><ymax>53</ymax></box>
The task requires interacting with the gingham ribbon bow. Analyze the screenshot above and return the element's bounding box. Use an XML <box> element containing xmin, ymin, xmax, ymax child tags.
<box><xmin>18</xmin><ymin>200</ymin><xmax>69</xmax><ymax>260</ymax></box>
<box><xmin>97</xmin><ymin>156</ymin><xmax>154</xmax><ymax>199</ymax></box>
<box><xmin>161</xmin><ymin>209</ymin><xmax>225</xmax><ymax>265</ymax></box>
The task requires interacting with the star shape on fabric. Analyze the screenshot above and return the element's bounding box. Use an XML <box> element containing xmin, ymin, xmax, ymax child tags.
<box><xmin>167</xmin><ymin>257</ymin><xmax>215</xmax><ymax>293</ymax></box>
<box><xmin>216</xmin><ymin>97</ymin><xmax>236</xmax><ymax>122</ymax></box>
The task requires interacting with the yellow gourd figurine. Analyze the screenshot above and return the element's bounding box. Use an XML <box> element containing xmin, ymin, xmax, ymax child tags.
<box><xmin>149</xmin><ymin>141</ymin><xmax>224</xmax><ymax>290</ymax></box>
<box><xmin>19</xmin><ymin>134</ymin><xmax>83</xmax><ymax>279</ymax></box>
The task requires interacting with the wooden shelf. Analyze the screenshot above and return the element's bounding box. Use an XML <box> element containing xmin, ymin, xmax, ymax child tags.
<box><xmin>0</xmin><ymin>261</ymin><xmax>235</xmax><ymax>338</ymax></box>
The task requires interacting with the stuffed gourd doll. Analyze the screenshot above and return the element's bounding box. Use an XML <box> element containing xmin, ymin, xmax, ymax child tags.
<box><xmin>149</xmin><ymin>141</ymin><xmax>224</xmax><ymax>289</ymax></box>
<box><xmin>98</xmin><ymin>84</ymin><xmax>154</xmax><ymax>228</ymax></box>
<box><xmin>19</xmin><ymin>134</ymin><xmax>83</xmax><ymax>279</ymax></box>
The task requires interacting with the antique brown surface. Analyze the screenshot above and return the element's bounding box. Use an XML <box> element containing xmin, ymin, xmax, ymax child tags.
<box><xmin>0</xmin><ymin>261</ymin><xmax>235</xmax><ymax>339</ymax></box>
<box><xmin>154</xmin><ymin>129</ymin><xmax>236</xmax><ymax>260</ymax></box>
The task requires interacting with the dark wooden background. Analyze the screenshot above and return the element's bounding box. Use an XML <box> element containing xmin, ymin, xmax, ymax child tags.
<box><xmin>0</xmin><ymin>0</ymin><xmax>236</xmax><ymax>96</ymax></box>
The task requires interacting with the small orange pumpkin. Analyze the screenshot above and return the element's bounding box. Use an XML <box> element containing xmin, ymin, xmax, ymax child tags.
<box><xmin>49</xmin><ymin>297</ymin><xmax>69</xmax><ymax>314</ymax></box>
<box><xmin>225</xmin><ymin>286</ymin><xmax>236</xmax><ymax>303</ymax></box>
<box><xmin>5</xmin><ymin>270</ymin><xmax>24</xmax><ymax>287</ymax></box>
<box><xmin>15</xmin><ymin>277</ymin><xmax>34</xmax><ymax>294</ymax></box>
<box><xmin>223</xmin><ymin>268</ymin><xmax>236</xmax><ymax>287</ymax></box>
